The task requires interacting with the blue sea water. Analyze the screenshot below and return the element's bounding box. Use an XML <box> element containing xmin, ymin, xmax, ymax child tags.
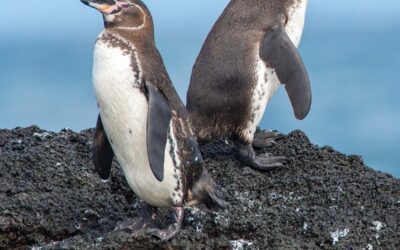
<box><xmin>0</xmin><ymin>0</ymin><xmax>399</xmax><ymax>177</ymax></box>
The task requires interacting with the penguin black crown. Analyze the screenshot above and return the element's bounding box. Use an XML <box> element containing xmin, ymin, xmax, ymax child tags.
<box><xmin>81</xmin><ymin>0</ymin><xmax>225</xmax><ymax>241</ymax></box>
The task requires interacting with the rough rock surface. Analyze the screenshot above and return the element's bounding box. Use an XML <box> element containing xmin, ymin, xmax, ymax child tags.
<box><xmin>0</xmin><ymin>126</ymin><xmax>399</xmax><ymax>249</ymax></box>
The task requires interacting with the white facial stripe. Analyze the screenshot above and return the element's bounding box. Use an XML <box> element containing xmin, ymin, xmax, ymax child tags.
<box><xmin>104</xmin><ymin>3</ymin><xmax>146</xmax><ymax>31</ymax></box>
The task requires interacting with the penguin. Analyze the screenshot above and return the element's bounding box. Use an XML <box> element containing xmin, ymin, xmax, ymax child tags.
<box><xmin>81</xmin><ymin>0</ymin><xmax>225</xmax><ymax>241</ymax></box>
<box><xmin>187</xmin><ymin>0</ymin><xmax>312</xmax><ymax>171</ymax></box>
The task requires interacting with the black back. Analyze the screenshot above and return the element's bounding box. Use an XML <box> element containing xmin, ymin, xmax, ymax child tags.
<box><xmin>187</xmin><ymin>0</ymin><xmax>311</xmax><ymax>142</ymax></box>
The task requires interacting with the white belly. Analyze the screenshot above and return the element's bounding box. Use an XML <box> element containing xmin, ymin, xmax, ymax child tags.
<box><xmin>245</xmin><ymin>58</ymin><xmax>280</xmax><ymax>142</ymax></box>
<box><xmin>245</xmin><ymin>0</ymin><xmax>307</xmax><ymax>141</ymax></box>
<box><xmin>92</xmin><ymin>35</ymin><xmax>183</xmax><ymax>207</ymax></box>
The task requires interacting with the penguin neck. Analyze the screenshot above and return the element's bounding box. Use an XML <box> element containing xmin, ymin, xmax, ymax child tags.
<box><xmin>103</xmin><ymin>19</ymin><xmax>154</xmax><ymax>45</ymax></box>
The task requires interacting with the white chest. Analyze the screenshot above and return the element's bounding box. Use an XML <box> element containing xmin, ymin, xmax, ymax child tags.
<box><xmin>92</xmin><ymin>36</ymin><xmax>183</xmax><ymax>207</ymax></box>
<box><xmin>245</xmin><ymin>57</ymin><xmax>281</xmax><ymax>142</ymax></box>
<box><xmin>285</xmin><ymin>0</ymin><xmax>308</xmax><ymax>47</ymax></box>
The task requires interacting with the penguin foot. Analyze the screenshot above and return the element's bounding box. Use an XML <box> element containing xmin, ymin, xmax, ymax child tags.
<box><xmin>147</xmin><ymin>207</ymin><xmax>184</xmax><ymax>242</ymax></box>
<box><xmin>253</xmin><ymin>129</ymin><xmax>283</xmax><ymax>148</ymax></box>
<box><xmin>238</xmin><ymin>144</ymin><xmax>286</xmax><ymax>171</ymax></box>
<box><xmin>253</xmin><ymin>153</ymin><xmax>287</xmax><ymax>171</ymax></box>
<box><xmin>114</xmin><ymin>204</ymin><xmax>157</xmax><ymax>235</ymax></box>
<box><xmin>114</xmin><ymin>218</ymin><xmax>153</xmax><ymax>234</ymax></box>
<box><xmin>146</xmin><ymin>223</ymin><xmax>181</xmax><ymax>242</ymax></box>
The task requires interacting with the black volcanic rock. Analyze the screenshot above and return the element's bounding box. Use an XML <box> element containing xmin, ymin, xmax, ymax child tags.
<box><xmin>0</xmin><ymin>126</ymin><xmax>399</xmax><ymax>249</ymax></box>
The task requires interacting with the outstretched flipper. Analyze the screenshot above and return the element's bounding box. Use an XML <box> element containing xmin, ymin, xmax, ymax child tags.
<box><xmin>93</xmin><ymin>115</ymin><xmax>114</xmax><ymax>180</ymax></box>
<box><xmin>146</xmin><ymin>82</ymin><xmax>172</xmax><ymax>182</ymax></box>
<box><xmin>260</xmin><ymin>21</ymin><xmax>312</xmax><ymax>120</ymax></box>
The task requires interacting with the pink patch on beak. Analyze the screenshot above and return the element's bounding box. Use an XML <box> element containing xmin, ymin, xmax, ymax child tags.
<box><xmin>102</xmin><ymin>1</ymin><xmax>129</xmax><ymax>14</ymax></box>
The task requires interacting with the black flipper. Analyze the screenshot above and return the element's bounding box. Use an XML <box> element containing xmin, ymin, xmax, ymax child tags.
<box><xmin>146</xmin><ymin>82</ymin><xmax>172</xmax><ymax>182</ymax></box>
<box><xmin>259</xmin><ymin>23</ymin><xmax>312</xmax><ymax>120</ymax></box>
<box><xmin>93</xmin><ymin>115</ymin><xmax>114</xmax><ymax>180</ymax></box>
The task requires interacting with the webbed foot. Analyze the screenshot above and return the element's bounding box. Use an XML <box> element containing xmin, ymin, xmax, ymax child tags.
<box><xmin>146</xmin><ymin>207</ymin><xmax>184</xmax><ymax>242</ymax></box>
<box><xmin>114</xmin><ymin>204</ymin><xmax>157</xmax><ymax>235</ymax></box>
<box><xmin>238</xmin><ymin>144</ymin><xmax>286</xmax><ymax>171</ymax></box>
<box><xmin>253</xmin><ymin>129</ymin><xmax>283</xmax><ymax>148</ymax></box>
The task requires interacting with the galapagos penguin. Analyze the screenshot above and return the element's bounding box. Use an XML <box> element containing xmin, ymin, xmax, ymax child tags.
<box><xmin>187</xmin><ymin>0</ymin><xmax>312</xmax><ymax>171</ymax></box>
<box><xmin>81</xmin><ymin>0</ymin><xmax>225</xmax><ymax>241</ymax></box>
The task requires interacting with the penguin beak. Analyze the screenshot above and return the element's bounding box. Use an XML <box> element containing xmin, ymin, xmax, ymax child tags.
<box><xmin>80</xmin><ymin>0</ymin><xmax>127</xmax><ymax>14</ymax></box>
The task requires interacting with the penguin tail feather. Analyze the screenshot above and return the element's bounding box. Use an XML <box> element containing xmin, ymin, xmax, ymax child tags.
<box><xmin>204</xmin><ymin>180</ymin><xmax>227</xmax><ymax>211</ymax></box>
<box><xmin>192</xmin><ymin>169</ymin><xmax>227</xmax><ymax>211</ymax></box>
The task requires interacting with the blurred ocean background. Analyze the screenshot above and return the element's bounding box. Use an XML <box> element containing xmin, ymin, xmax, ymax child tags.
<box><xmin>0</xmin><ymin>0</ymin><xmax>399</xmax><ymax>177</ymax></box>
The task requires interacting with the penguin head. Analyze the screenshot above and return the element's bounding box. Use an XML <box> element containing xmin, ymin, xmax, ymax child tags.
<box><xmin>81</xmin><ymin>0</ymin><xmax>149</xmax><ymax>29</ymax></box>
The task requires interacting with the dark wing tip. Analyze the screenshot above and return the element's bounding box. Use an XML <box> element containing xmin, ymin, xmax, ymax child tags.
<box><xmin>193</xmin><ymin>169</ymin><xmax>227</xmax><ymax>211</ymax></box>
<box><xmin>97</xmin><ymin>170</ymin><xmax>112</xmax><ymax>181</ymax></box>
<box><xmin>93</xmin><ymin>115</ymin><xmax>114</xmax><ymax>180</ymax></box>
<box><xmin>148</xmin><ymin>152</ymin><xmax>165</xmax><ymax>182</ymax></box>
<box><xmin>205</xmin><ymin>181</ymin><xmax>228</xmax><ymax>211</ymax></box>
<box><xmin>288</xmin><ymin>84</ymin><xmax>312</xmax><ymax>120</ymax></box>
